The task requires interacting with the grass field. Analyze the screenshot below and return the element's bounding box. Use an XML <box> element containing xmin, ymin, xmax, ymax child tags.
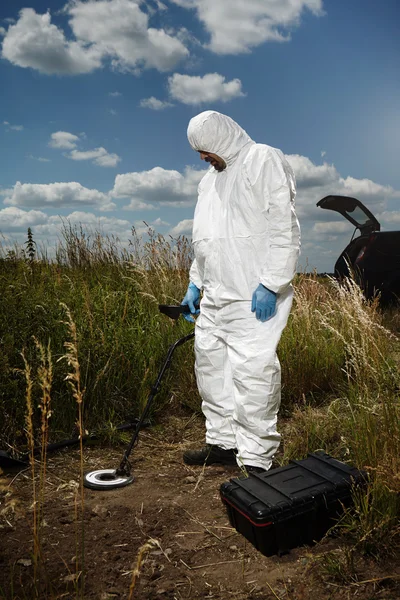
<box><xmin>0</xmin><ymin>226</ymin><xmax>399</xmax><ymax>596</ymax></box>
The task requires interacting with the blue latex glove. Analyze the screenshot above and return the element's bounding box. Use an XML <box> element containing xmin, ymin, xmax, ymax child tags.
<box><xmin>251</xmin><ymin>284</ymin><xmax>277</xmax><ymax>322</ymax></box>
<box><xmin>181</xmin><ymin>282</ymin><xmax>201</xmax><ymax>323</ymax></box>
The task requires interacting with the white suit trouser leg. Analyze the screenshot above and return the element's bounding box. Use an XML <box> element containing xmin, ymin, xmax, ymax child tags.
<box><xmin>194</xmin><ymin>291</ymin><xmax>293</xmax><ymax>470</ymax></box>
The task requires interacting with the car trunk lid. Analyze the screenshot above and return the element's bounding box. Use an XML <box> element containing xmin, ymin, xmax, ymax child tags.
<box><xmin>317</xmin><ymin>195</ymin><xmax>381</xmax><ymax>235</ymax></box>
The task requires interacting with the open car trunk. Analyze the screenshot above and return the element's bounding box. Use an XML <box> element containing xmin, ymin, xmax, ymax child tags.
<box><xmin>317</xmin><ymin>195</ymin><xmax>380</xmax><ymax>236</ymax></box>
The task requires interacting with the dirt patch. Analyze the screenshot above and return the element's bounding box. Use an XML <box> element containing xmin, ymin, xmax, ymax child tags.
<box><xmin>1</xmin><ymin>415</ymin><xmax>399</xmax><ymax>599</ymax></box>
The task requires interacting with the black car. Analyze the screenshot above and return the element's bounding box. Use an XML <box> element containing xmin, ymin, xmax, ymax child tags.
<box><xmin>317</xmin><ymin>195</ymin><xmax>400</xmax><ymax>304</ymax></box>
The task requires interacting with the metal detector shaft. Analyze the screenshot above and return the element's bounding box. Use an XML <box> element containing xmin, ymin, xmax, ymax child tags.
<box><xmin>0</xmin><ymin>420</ymin><xmax>148</xmax><ymax>471</ymax></box>
<box><xmin>116</xmin><ymin>331</ymin><xmax>195</xmax><ymax>476</ymax></box>
<box><xmin>23</xmin><ymin>422</ymin><xmax>141</xmax><ymax>458</ymax></box>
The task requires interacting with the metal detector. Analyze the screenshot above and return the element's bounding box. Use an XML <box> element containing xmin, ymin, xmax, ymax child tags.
<box><xmin>83</xmin><ymin>303</ymin><xmax>195</xmax><ymax>491</ymax></box>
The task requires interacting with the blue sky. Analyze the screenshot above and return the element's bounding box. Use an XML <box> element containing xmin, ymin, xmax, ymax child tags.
<box><xmin>0</xmin><ymin>0</ymin><xmax>399</xmax><ymax>271</ymax></box>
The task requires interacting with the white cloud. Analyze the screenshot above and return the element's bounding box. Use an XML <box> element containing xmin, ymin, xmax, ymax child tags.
<box><xmin>4</xmin><ymin>182</ymin><xmax>115</xmax><ymax>211</ymax></box>
<box><xmin>171</xmin><ymin>0</ymin><xmax>324</xmax><ymax>54</ymax></box>
<box><xmin>28</xmin><ymin>155</ymin><xmax>51</xmax><ymax>162</ymax></box>
<box><xmin>68</xmin><ymin>0</ymin><xmax>189</xmax><ymax>73</ymax></box>
<box><xmin>169</xmin><ymin>219</ymin><xmax>193</xmax><ymax>236</ymax></box>
<box><xmin>109</xmin><ymin>109</ymin><xmax>118</xmax><ymax>116</ymax></box>
<box><xmin>0</xmin><ymin>207</ymin><xmax>47</xmax><ymax>231</ymax></box>
<box><xmin>48</xmin><ymin>132</ymin><xmax>120</xmax><ymax>167</ymax></box>
<box><xmin>1</xmin><ymin>8</ymin><xmax>103</xmax><ymax>75</ymax></box>
<box><xmin>287</xmin><ymin>155</ymin><xmax>339</xmax><ymax>190</ymax></box>
<box><xmin>3</xmin><ymin>121</ymin><xmax>23</xmax><ymax>131</ymax></box>
<box><xmin>49</xmin><ymin>131</ymin><xmax>80</xmax><ymax>150</ymax></box>
<box><xmin>321</xmin><ymin>150</ymin><xmax>326</xmax><ymax>157</ymax></box>
<box><xmin>168</xmin><ymin>72</ymin><xmax>245</xmax><ymax>104</ymax></box>
<box><xmin>113</xmin><ymin>165</ymin><xmax>206</xmax><ymax>208</ymax></box>
<box><xmin>125</xmin><ymin>198</ymin><xmax>156</xmax><ymax>211</ymax></box>
<box><xmin>109</xmin><ymin>91</ymin><xmax>122</xmax><ymax>97</ymax></box>
<box><xmin>140</xmin><ymin>96</ymin><xmax>173</xmax><ymax>110</ymax></box>
<box><xmin>151</xmin><ymin>217</ymin><xmax>170</xmax><ymax>227</ymax></box>
<box><xmin>340</xmin><ymin>176</ymin><xmax>399</xmax><ymax>201</ymax></box>
<box><xmin>146</xmin><ymin>0</ymin><xmax>168</xmax><ymax>14</ymax></box>
<box><xmin>69</xmin><ymin>147</ymin><xmax>121</xmax><ymax>167</ymax></box>
<box><xmin>1</xmin><ymin>2</ymin><xmax>189</xmax><ymax>76</ymax></box>
<box><xmin>48</xmin><ymin>211</ymin><xmax>131</xmax><ymax>231</ymax></box>
<box><xmin>0</xmin><ymin>187</ymin><xmax>13</xmax><ymax>197</ymax></box>
<box><xmin>312</xmin><ymin>221</ymin><xmax>352</xmax><ymax>234</ymax></box>
<box><xmin>377</xmin><ymin>211</ymin><xmax>400</xmax><ymax>226</ymax></box>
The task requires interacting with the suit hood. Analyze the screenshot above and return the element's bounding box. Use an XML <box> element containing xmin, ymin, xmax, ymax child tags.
<box><xmin>187</xmin><ymin>111</ymin><xmax>253</xmax><ymax>167</ymax></box>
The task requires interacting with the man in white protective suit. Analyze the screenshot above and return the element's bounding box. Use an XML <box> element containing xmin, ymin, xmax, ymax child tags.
<box><xmin>181</xmin><ymin>110</ymin><xmax>300</xmax><ymax>474</ymax></box>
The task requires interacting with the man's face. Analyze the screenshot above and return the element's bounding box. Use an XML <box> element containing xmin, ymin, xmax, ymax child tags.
<box><xmin>199</xmin><ymin>151</ymin><xmax>226</xmax><ymax>172</ymax></box>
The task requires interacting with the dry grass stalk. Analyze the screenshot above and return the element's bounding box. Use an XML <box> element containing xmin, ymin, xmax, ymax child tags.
<box><xmin>128</xmin><ymin>538</ymin><xmax>159</xmax><ymax>599</ymax></box>
<box><xmin>34</xmin><ymin>338</ymin><xmax>53</xmax><ymax>533</ymax></box>
<box><xmin>21</xmin><ymin>350</ymin><xmax>40</xmax><ymax>585</ymax></box>
<box><xmin>59</xmin><ymin>303</ymin><xmax>86</xmax><ymax>598</ymax></box>
<box><xmin>17</xmin><ymin>340</ymin><xmax>53</xmax><ymax>597</ymax></box>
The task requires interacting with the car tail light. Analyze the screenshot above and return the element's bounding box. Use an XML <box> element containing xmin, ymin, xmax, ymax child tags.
<box><xmin>355</xmin><ymin>234</ymin><xmax>376</xmax><ymax>264</ymax></box>
<box><xmin>355</xmin><ymin>246</ymin><xmax>367</xmax><ymax>264</ymax></box>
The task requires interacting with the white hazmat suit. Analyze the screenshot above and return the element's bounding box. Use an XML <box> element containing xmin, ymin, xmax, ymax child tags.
<box><xmin>187</xmin><ymin>111</ymin><xmax>300</xmax><ymax>470</ymax></box>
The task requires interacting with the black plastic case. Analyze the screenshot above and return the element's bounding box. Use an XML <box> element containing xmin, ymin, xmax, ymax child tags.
<box><xmin>220</xmin><ymin>452</ymin><xmax>367</xmax><ymax>556</ymax></box>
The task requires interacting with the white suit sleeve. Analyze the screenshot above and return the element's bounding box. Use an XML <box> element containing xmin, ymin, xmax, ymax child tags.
<box><xmin>189</xmin><ymin>258</ymin><xmax>203</xmax><ymax>289</ymax></box>
<box><xmin>245</xmin><ymin>146</ymin><xmax>301</xmax><ymax>295</ymax></box>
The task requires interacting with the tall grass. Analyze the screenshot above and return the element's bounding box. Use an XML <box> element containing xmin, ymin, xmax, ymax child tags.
<box><xmin>1</xmin><ymin>225</ymin><xmax>399</xmax><ymax>570</ymax></box>
<box><xmin>279</xmin><ymin>274</ymin><xmax>395</xmax><ymax>406</ymax></box>
<box><xmin>15</xmin><ymin>340</ymin><xmax>54</xmax><ymax>598</ymax></box>
<box><xmin>0</xmin><ymin>225</ymin><xmax>196</xmax><ymax>450</ymax></box>
<box><xmin>9</xmin><ymin>308</ymin><xmax>88</xmax><ymax>598</ymax></box>
<box><xmin>280</xmin><ymin>274</ymin><xmax>399</xmax><ymax>558</ymax></box>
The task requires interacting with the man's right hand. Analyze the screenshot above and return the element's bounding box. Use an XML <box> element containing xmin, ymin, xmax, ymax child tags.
<box><xmin>181</xmin><ymin>282</ymin><xmax>201</xmax><ymax>322</ymax></box>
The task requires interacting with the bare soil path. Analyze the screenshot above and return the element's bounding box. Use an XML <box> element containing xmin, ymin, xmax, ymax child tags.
<box><xmin>1</xmin><ymin>415</ymin><xmax>399</xmax><ymax>599</ymax></box>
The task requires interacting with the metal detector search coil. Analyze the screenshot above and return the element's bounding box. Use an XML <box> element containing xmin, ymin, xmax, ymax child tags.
<box><xmin>83</xmin><ymin>468</ymin><xmax>134</xmax><ymax>490</ymax></box>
